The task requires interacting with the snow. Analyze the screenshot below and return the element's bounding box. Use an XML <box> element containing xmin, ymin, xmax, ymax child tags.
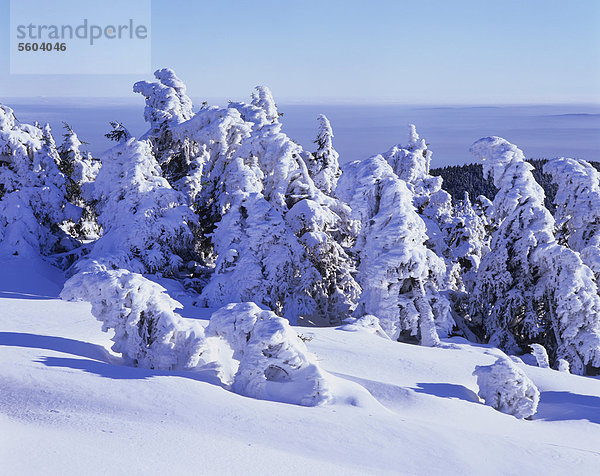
<box><xmin>2</xmin><ymin>258</ymin><xmax>600</xmax><ymax>475</ymax></box>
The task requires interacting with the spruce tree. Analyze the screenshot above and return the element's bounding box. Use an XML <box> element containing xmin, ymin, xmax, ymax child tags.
<box><xmin>175</xmin><ymin>86</ymin><xmax>360</xmax><ymax>325</ymax></box>
<box><xmin>134</xmin><ymin>68</ymin><xmax>195</xmax><ymax>187</ymax></box>
<box><xmin>306</xmin><ymin>114</ymin><xmax>341</xmax><ymax>195</ymax></box>
<box><xmin>200</xmin><ymin>190</ymin><xmax>323</xmax><ymax>325</ymax></box>
<box><xmin>544</xmin><ymin>157</ymin><xmax>600</xmax><ymax>278</ymax></box>
<box><xmin>84</xmin><ymin>138</ymin><xmax>196</xmax><ymax>276</ymax></box>
<box><xmin>469</xmin><ymin>137</ymin><xmax>600</xmax><ymax>374</ymax></box>
<box><xmin>0</xmin><ymin>107</ymin><xmax>74</xmax><ymax>257</ymax></box>
<box><xmin>382</xmin><ymin>125</ymin><xmax>459</xmax><ymax>289</ymax></box>
<box><xmin>447</xmin><ymin>192</ymin><xmax>488</xmax><ymax>293</ymax></box>
<box><xmin>58</xmin><ymin>123</ymin><xmax>101</xmax><ymax>240</ymax></box>
<box><xmin>337</xmin><ymin>155</ymin><xmax>453</xmax><ymax>345</ymax></box>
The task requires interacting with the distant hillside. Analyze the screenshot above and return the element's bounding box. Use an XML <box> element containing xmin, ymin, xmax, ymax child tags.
<box><xmin>431</xmin><ymin>159</ymin><xmax>600</xmax><ymax>212</ymax></box>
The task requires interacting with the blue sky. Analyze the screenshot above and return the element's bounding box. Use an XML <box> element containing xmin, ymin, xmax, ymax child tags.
<box><xmin>1</xmin><ymin>0</ymin><xmax>599</xmax><ymax>103</ymax></box>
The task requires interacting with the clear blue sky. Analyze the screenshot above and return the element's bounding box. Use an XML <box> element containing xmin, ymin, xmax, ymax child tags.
<box><xmin>1</xmin><ymin>0</ymin><xmax>599</xmax><ymax>103</ymax></box>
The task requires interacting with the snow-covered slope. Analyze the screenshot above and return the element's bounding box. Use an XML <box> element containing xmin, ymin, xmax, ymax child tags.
<box><xmin>1</xmin><ymin>258</ymin><xmax>599</xmax><ymax>475</ymax></box>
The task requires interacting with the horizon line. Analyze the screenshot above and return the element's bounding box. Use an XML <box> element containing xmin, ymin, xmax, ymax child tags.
<box><xmin>1</xmin><ymin>96</ymin><xmax>600</xmax><ymax>108</ymax></box>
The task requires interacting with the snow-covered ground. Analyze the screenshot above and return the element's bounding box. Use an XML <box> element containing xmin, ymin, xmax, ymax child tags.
<box><xmin>1</xmin><ymin>258</ymin><xmax>599</xmax><ymax>475</ymax></box>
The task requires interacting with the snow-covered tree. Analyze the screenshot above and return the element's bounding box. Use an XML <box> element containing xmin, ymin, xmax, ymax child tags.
<box><xmin>171</xmin><ymin>88</ymin><xmax>360</xmax><ymax>325</ymax></box>
<box><xmin>172</xmin><ymin>106</ymin><xmax>252</xmax><ymax>214</ymax></box>
<box><xmin>469</xmin><ymin>137</ymin><xmax>600</xmax><ymax>374</ymax></box>
<box><xmin>529</xmin><ymin>344</ymin><xmax>550</xmax><ymax>369</ymax></box>
<box><xmin>533</xmin><ymin>245</ymin><xmax>600</xmax><ymax>374</ymax></box>
<box><xmin>231</xmin><ymin>91</ymin><xmax>360</xmax><ymax>324</ymax></box>
<box><xmin>0</xmin><ymin>107</ymin><xmax>75</xmax><ymax>257</ymax></box>
<box><xmin>58</xmin><ymin>123</ymin><xmax>101</xmax><ymax>240</ymax></box>
<box><xmin>306</xmin><ymin>114</ymin><xmax>341</xmax><ymax>195</ymax></box>
<box><xmin>469</xmin><ymin>138</ymin><xmax>556</xmax><ymax>351</ymax></box>
<box><xmin>474</xmin><ymin>194</ymin><xmax>494</xmax><ymax>225</ymax></box>
<box><xmin>200</xmin><ymin>191</ymin><xmax>323</xmax><ymax>325</ymax></box>
<box><xmin>250</xmin><ymin>85</ymin><xmax>280</xmax><ymax>124</ymax></box>
<box><xmin>84</xmin><ymin>138</ymin><xmax>196</xmax><ymax>275</ymax></box>
<box><xmin>286</xmin><ymin>196</ymin><xmax>361</xmax><ymax>325</ymax></box>
<box><xmin>134</xmin><ymin>68</ymin><xmax>194</xmax><ymax>184</ymax></box>
<box><xmin>134</xmin><ymin>68</ymin><xmax>194</xmax><ymax>138</ymax></box>
<box><xmin>447</xmin><ymin>192</ymin><xmax>489</xmax><ymax>293</ymax></box>
<box><xmin>105</xmin><ymin>121</ymin><xmax>131</xmax><ymax>143</ymax></box>
<box><xmin>473</xmin><ymin>357</ymin><xmax>539</xmax><ymax>419</ymax></box>
<box><xmin>382</xmin><ymin>125</ymin><xmax>458</xmax><ymax>289</ymax></box>
<box><xmin>544</xmin><ymin>157</ymin><xmax>600</xmax><ymax>278</ymax></box>
<box><xmin>205</xmin><ymin>302</ymin><xmax>333</xmax><ymax>406</ymax></box>
<box><xmin>337</xmin><ymin>155</ymin><xmax>453</xmax><ymax>345</ymax></box>
<box><xmin>61</xmin><ymin>266</ymin><xmax>208</xmax><ymax>370</ymax></box>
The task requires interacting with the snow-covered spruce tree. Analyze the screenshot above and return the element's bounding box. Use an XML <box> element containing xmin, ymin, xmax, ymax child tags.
<box><xmin>133</xmin><ymin>68</ymin><xmax>195</xmax><ymax>187</ymax></box>
<box><xmin>529</xmin><ymin>343</ymin><xmax>550</xmax><ymax>369</ymax></box>
<box><xmin>233</xmin><ymin>88</ymin><xmax>360</xmax><ymax>324</ymax></box>
<box><xmin>200</xmin><ymin>190</ymin><xmax>324</xmax><ymax>325</ymax></box>
<box><xmin>286</xmin><ymin>194</ymin><xmax>361</xmax><ymax>325</ymax></box>
<box><xmin>105</xmin><ymin>121</ymin><xmax>131</xmax><ymax>143</ymax></box>
<box><xmin>473</xmin><ymin>357</ymin><xmax>539</xmax><ymax>419</ymax></box>
<box><xmin>447</xmin><ymin>192</ymin><xmax>489</xmax><ymax>293</ymax></box>
<box><xmin>469</xmin><ymin>137</ymin><xmax>600</xmax><ymax>374</ymax></box>
<box><xmin>544</xmin><ymin>157</ymin><xmax>600</xmax><ymax>278</ymax></box>
<box><xmin>170</xmin><ymin>106</ymin><xmax>254</xmax><ymax>259</ymax></box>
<box><xmin>84</xmin><ymin>138</ymin><xmax>196</xmax><ymax>275</ymax></box>
<box><xmin>382</xmin><ymin>124</ymin><xmax>459</xmax><ymax>289</ymax></box>
<box><xmin>337</xmin><ymin>155</ymin><xmax>453</xmax><ymax>345</ymax></box>
<box><xmin>472</xmin><ymin>194</ymin><xmax>495</xmax><ymax>250</ymax></box>
<box><xmin>61</xmin><ymin>266</ymin><xmax>208</xmax><ymax>370</ymax></box>
<box><xmin>306</xmin><ymin>114</ymin><xmax>341</xmax><ymax>195</ymax></box>
<box><xmin>444</xmin><ymin>192</ymin><xmax>491</xmax><ymax>341</ymax></box>
<box><xmin>174</xmin><ymin>87</ymin><xmax>359</xmax><ymax>325</ymax></box>
<box><xmin>251</xmin><ymin>85</ymin><xmax>280</xmax><ymax>124</ymax></box>
<box><xmin>474</xmin><ymin>194</ymin><xmax>494</xmax><ymax>225</ymax></box>
<box><xmin>58</xmin><ymin>123</ymin><xmax>101</xmax><ymax>240</ymax></box>
<box><xmin>205</xmin><ymin>302</ymin><xmax>333</xmax><ymax>406</ymax></box>
<box><xmin>0</xmin><ymin>107</ymin><xmax>77</xmax><ymax>257</ymax></box>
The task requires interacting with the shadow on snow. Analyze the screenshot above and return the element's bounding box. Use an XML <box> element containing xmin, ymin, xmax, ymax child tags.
<box><xmin>535</xmin><ymin>391</ymin><xmax>600</xmax><ymax>424</ymax></box>
<box><xmin>0</xmin><ymin>331</ymin><xmax>224</xmax><ymax>387</ymax></box>
<box><xmin>412</xmin><ymin>382</ymin><xmax>480</xmax><ymax>403</ymax></box>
